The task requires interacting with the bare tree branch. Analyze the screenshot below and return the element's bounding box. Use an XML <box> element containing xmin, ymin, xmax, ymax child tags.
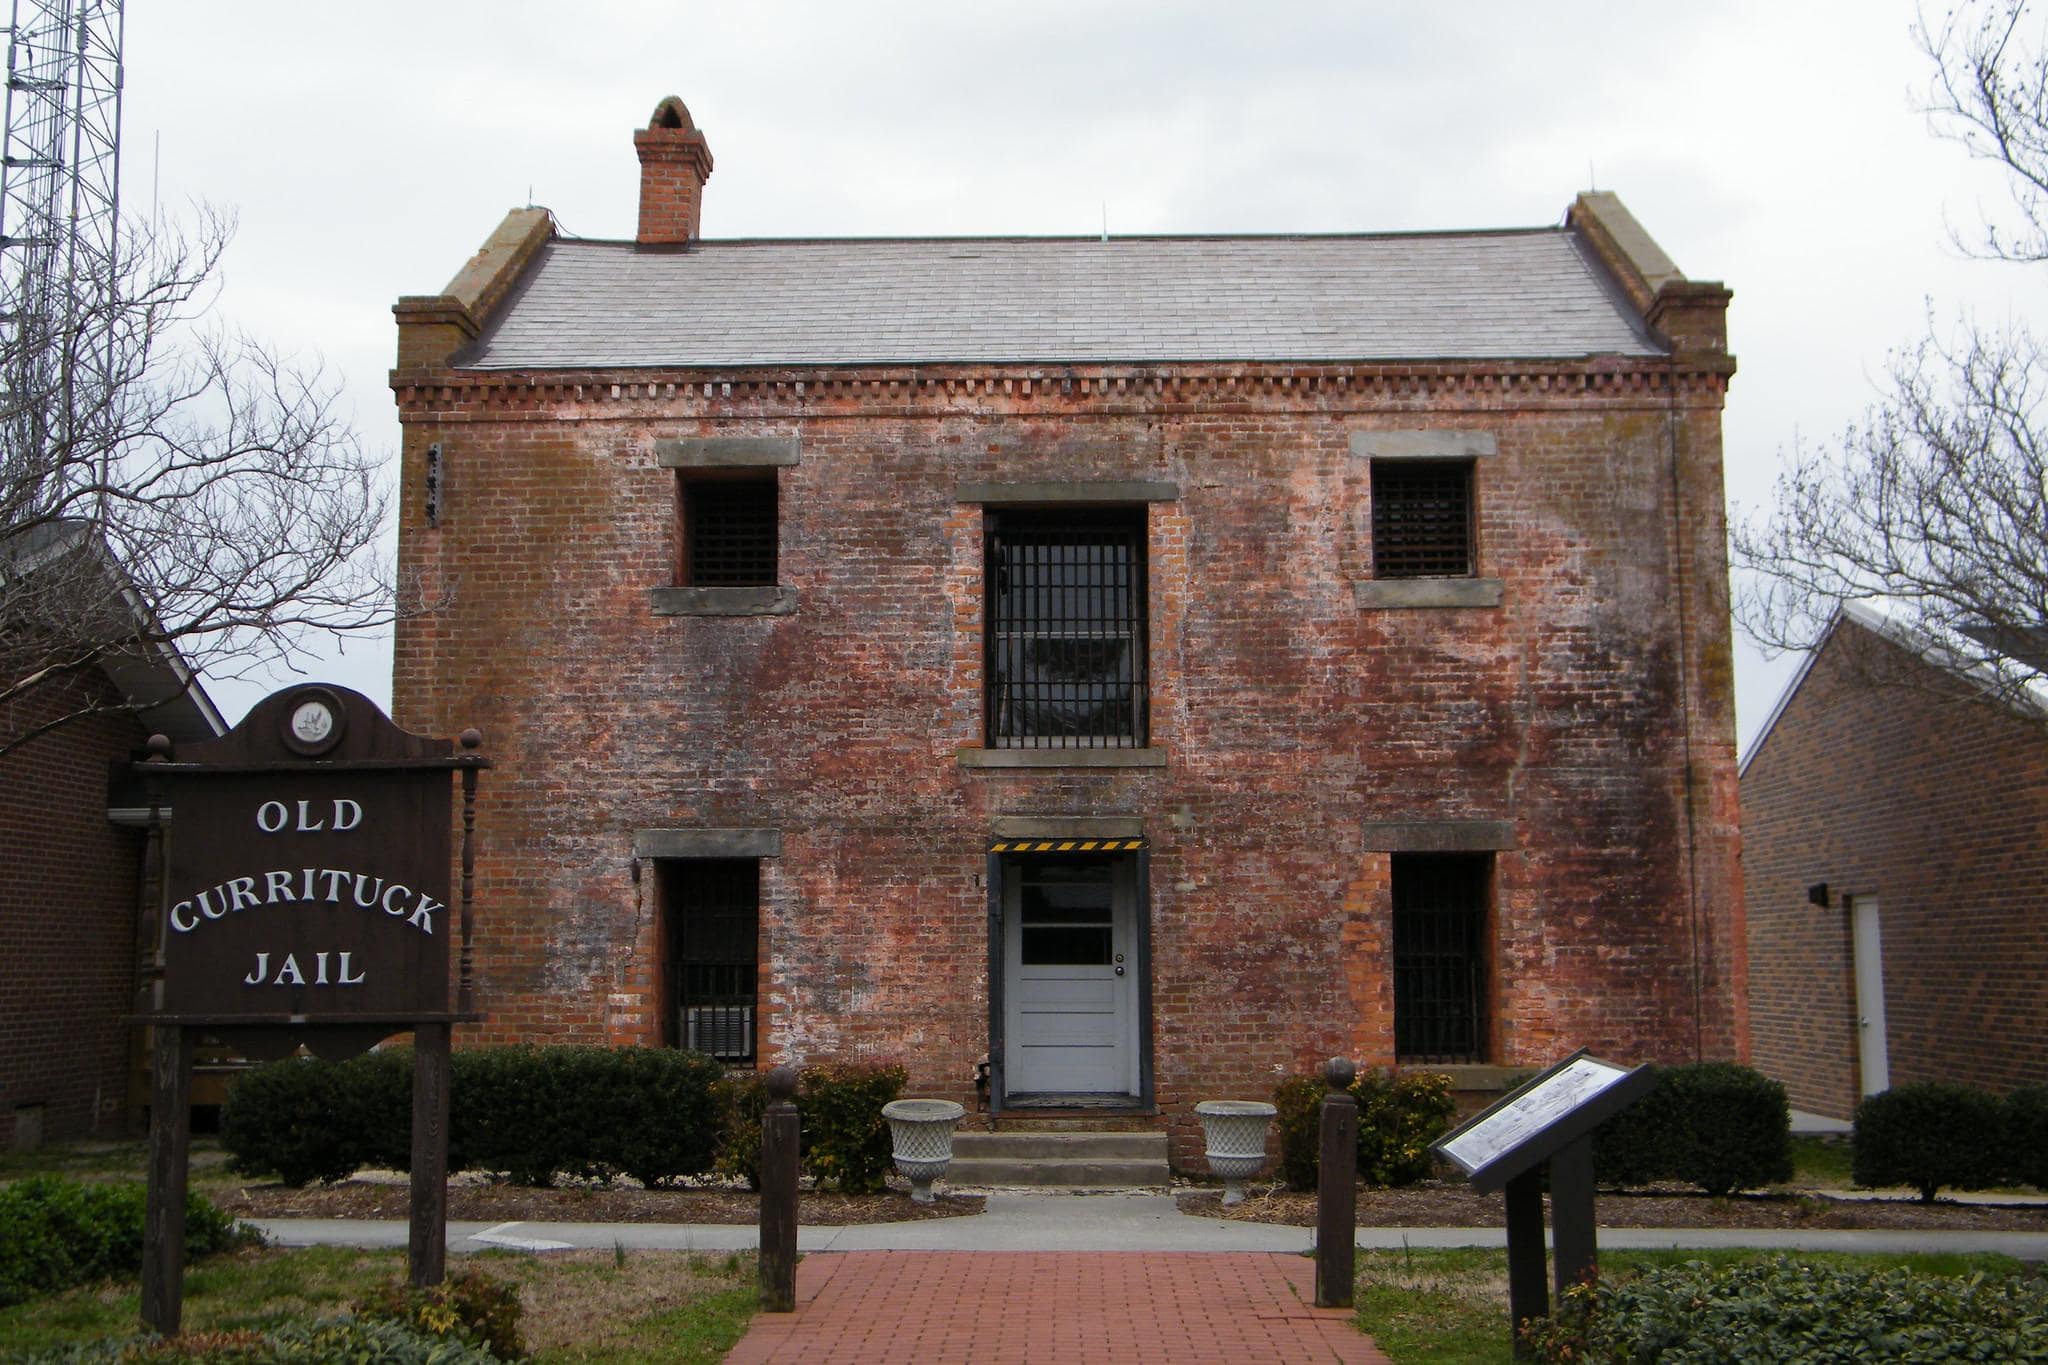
<box><xmin>1736</xmin><ymin>1</ymin><xmax>2048</xmax><ymax>730</ymax></box>
<box><xmin>0</xmin><ymin>208</ymin><xmax>400</xmax><ymax>756</ymax></box>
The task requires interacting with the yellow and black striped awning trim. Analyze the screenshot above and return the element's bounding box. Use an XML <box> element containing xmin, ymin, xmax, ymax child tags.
<box><xmin>988</xmin><ymin>838</ymin><xmax>1146</xmax><ymax>853</ymax></box>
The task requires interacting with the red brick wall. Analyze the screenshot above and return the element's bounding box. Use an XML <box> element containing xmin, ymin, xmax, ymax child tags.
<box><xmin>393</xmin><ymin>362</ymin><xmax>1744</xmax><ymax>1166</ymax></box>
<box><xmin>1742</xmin><ymin>620</ymin><xmax>2048</xmax><ymax>1119</ymax></box>
<box><xmin>0</xmin><ymin>672</ymin><xmax>146</xmax><ymax>1144</ymax></box>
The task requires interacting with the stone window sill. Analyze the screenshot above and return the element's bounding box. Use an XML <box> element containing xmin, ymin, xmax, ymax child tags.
<box><xmin>649</xmin><ymin>586</ymin><xmax>798</xmax><ymax>617</ymax></box>
<box><xmin>1353</xmin><ymin>578</ymin><xmax>1503</xmax><ymax>610</ymax></box>
<box><xmin>956</xmin><ymin>747</ymin><xmax>1168</xmax><ymax>770</ymax></box>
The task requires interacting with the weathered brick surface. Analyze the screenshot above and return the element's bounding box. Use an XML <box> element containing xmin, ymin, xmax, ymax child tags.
<box><xmin>392</xmin><ymin>357</ymin><xmax>1745</xmax><ymax>1167</ymax></box>
<box><xmin>0</xmin><ymin>671</ymin><xmax>146</xmax><ymax>1144</ymax></box>
<box><xmin>1742</xmin><ymin>619</ymin><xmax>2048</xmax><ymax>1120</ymax></box>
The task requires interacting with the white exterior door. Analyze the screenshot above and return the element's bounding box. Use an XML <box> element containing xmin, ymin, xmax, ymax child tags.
<box><xmin>1002</xmin><ymin>856</ymin><xmax>1138</xmax><ymax>1097</ymax></box>
<box><xmin>1851</xmin><ymin>895</ymin><xmax>1890</xmax><ymax>1096</ymax></box>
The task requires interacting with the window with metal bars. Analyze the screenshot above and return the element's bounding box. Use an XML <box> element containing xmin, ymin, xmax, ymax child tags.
<box><xmin>682</xmin><ymin>478</ymin><xmax>777</xmax><ymax>586</ymax></box>
<box><xmin>985</xmin><ymin>509</ymin><xmax>1148</xmax><ymax>748</ymax></box>
<box><xmin>1391</xmin><ymin>853</ymin><xmax>1490</xmax><ymax>1064</ymax></box>
<box><xmin>664</xmin><ymin>859</ymin><xmax>758</xmax><ymax>1064</ymax></box>
<box><xmin>1371</xmin><ymin>460</ymin><xmax>1473</xmax><ymax>578</ymax></box>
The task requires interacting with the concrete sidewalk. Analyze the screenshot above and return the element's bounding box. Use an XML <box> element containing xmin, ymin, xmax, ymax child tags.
<box><xmin>251</xmin><ymin>1190</ymin><xmax>2048</xmax><ymax>1260</ymax></box>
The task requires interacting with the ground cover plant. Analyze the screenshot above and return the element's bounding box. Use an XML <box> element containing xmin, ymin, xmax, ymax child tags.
<box><xmin>0</xmin><ymin>1246</ymin><xmax>756</xmax><ymax>1365</ymax></box>
<box><xmin>0</xmin><ymin>1178</ymin><xmax>251</xmax><ymax>1308</ymax></box>
<box><xmin>1354</xmin><ymin>1247</ymin><xmax>2048</xmax><ymax>1365</ymax></box>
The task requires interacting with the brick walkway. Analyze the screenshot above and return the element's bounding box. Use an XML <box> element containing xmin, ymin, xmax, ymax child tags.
<box><xmin>724</xmin><ymin>1251</ymin><xmax>1391</xmax><ymax>1363</ymax></box>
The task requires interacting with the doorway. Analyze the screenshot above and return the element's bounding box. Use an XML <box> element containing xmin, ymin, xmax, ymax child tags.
<box><xmin>1849</xmin><ymin>894</ymin><xmax>1889</xmax><ymax>1096</ymax></box>
<box><xmin>994</xmin><ymin>851</ymin><xmax>1147</xmax><ymax>1105</ymax></box>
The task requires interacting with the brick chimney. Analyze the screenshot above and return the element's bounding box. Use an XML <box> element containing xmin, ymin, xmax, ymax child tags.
<box><xmin>635</xmin><ymin>96</ymin><xmax>713</xmax><ymax>245</ymax></box>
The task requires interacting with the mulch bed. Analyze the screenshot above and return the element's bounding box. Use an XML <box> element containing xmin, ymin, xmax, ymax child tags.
<box><xmin>1179</xmin><ymin>1180</ymin><xmax>2048</xmax><ymax>1232</ymax></box>
<box><xmin>215</xmin><ymin>1176</ymin><xmax>982</xmax><ymax>1225</ymax></box>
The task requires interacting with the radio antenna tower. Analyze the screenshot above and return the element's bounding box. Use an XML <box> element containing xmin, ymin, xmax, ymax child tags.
<box><xmin>0</xmin><ymin>0</ymin><xmax>124</xmax><ymax>520</ymax></box>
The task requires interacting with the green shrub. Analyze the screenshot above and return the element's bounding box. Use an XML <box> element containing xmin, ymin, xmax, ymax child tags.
<box><xmin>713</xmin><ymin>1071</ymin><xmax>770</xmax><ymax>1191</ymax></box>
<box><xmin>345</xmin><ymin>1045</ymin><xmax>420</xmax><ymax>1175</ymax></box>
<box><xmin>580</xmin><ymin>1046</ymin><xmax>726</xmax><ymax>1188</ymax></box>
<box><xmin>1525</xmin><ymin>1256</ymin><xmax>2048</xmax><ymax>1362</ymax></box>
<box><xmin>713</xmin><ymin>1061</ymin><xmax>906</xmax><ymax>1193</ymax></box>
<box><xmin>1354</xmin><ymin>1070</ymin><xmax>1456</xmax><ymax>1187</ymax></box>
<box><xmin>799</xmin><ymin>1060</ymin><xmax>906</xmax><ymax>1194</ymax></box>
<box><xmin>220</xmin><ymin>1057</ymin><xmax>357</xmax><ymax>1187</ymax></box>
<box><xmin>1270</xmin><ymin>1068</ymin><xmax>1458</xmax><ymax>1192</ymax></box>
<box><xmin>1593</xmin><ymin>1062</ymin><xmax>1792</xmax><ymax>1195</ymax></box>
<box><xmin>11</xmin><ymin>1317</ymin><xmax>505</xmax><ymax>1362</ymax></box>
<box><xmin>1271</xmin><ymin>1076</ymin><xmax>1324</xmax><ymax>1191</ymax></box>
<box><xmin>2008</xmin><ymin>1086</ymin><xmax>2048</xmax><ymax>1192</ymax></box>
<box><xmin>0</xmin><ymin>1178</ymin><xmax>246</xmax><ymax>1308</ymax></box>
<box><xmin>355</xmin><ymin>1268</ymin><xmax>524</xmax><ymax>1360</ymax></box>
<box><xmin>1854</xmin><ymin>1081</ymin><xmax>2006</xmax><ymax>1201</ymax></box>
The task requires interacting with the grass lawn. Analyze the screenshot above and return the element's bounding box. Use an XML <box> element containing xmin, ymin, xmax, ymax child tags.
<box><xmin>0</xmin><ymin>1243</ymin><xmax>757</xmax><ymax>1364</ymax></box>
<box><xmin>1353</xmin><ymin>1246</ymin><xmax>2047</xmax><ymax>1365</ymax></box>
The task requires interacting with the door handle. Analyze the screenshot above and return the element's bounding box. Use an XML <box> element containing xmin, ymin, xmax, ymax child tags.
<box><xmin>1114</xmin><ymin>965</ymin><xmax>1125</xmax><ymax>976</ymax></box>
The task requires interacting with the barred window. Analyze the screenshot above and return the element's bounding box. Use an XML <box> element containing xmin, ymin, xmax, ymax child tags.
<box><xmin>1392</xmin><ymin>853</ymin><xmax>1490</xmax><ymax>1064</ymax></box>
<box><xmin>683</xmin><ymin>477</ymin><xmax>777</xmax><ymax>586</ymax></box>
<box><xmin>985</xmin><ymin>509</ymin><xmax>1148</xmax><ymax>749</ymax></box>
<box><xmin>1372</xmin><ymin>460</ymin><xmax>1473</xmax><ymax>578</ymax></box>
<box><xmin>665</xmin><ymin>859</ymin><xmax>758</xmax><ymax>1064</ymax></box>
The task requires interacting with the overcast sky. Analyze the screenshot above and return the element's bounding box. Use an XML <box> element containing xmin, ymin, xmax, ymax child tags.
<box><xmin>118</xmin><ymin>1</ymin><xmax>2035</xmax><ymax>751</ymax></box>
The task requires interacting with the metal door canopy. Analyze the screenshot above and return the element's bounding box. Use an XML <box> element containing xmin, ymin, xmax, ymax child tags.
<box><xmin>1432</xmin><ymin>1049</ymin><xmax>1655</xmax><ymax>1193</ymax></box>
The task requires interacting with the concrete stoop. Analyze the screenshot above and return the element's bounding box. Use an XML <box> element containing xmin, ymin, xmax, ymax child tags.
<box><xmin>948</xmin><ymin>1130</ymin><xmax>1171</xmax><ymax>1189</ymax></box>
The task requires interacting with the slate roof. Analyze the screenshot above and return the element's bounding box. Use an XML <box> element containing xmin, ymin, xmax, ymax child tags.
<box><xmin>463</xmin><ymin>228</ymin><xmax>1664</xmax><ymax>370</ymax></box>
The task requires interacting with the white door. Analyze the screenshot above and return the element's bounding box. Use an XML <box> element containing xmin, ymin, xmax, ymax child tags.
<box><xmin>1002</xmin><ymin>856</ymin><xmax>1138</xmax><ymax>1097</ymax></box>
<box><xmin>1850</xmin><ymin>895</ymin><xmax>1890</xmax><ymax>1096</ymax></box>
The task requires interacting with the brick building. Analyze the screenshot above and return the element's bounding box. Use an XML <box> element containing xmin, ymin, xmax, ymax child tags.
<box><xmin>0</xmin><ymin>527</ymin><xmax>224</xmax><ymax>1147</ymax></box>
<box><xmin>391</xmin><ymin>97</ymin><xmax>1746</xmax><ymax>1162</ymax></box>
<box><xmin>1742</xmin><ymin>604</ymin><xmax>2048</xmax><ymax>1121</ymax></box>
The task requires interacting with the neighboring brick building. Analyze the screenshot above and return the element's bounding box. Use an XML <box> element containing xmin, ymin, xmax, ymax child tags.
<box><xmin>1743</xmin><ymin>604</ymin><xmax>2048</xmax><ymax>1121</ymax></box>
<box><xmin>391</xmin><ymin>97</ymin><xmax>1746</xmax><ymax>1162</ymax></box>
<box><xmin>0</xmin><ymin>530</ymin><xmax>223</xmax><ymax>1147</ymax></box>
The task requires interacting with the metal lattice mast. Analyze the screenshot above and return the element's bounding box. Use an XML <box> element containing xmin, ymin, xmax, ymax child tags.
<box><xmin>0</xmin><ymin>0</ymin><xmax>124</xmax><ymax>521</ymax></box>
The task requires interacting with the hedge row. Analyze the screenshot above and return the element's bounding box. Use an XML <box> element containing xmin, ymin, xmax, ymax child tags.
<box><xmin>1272</xmin><ymin>1069</ymin><xmax>1457</xmax><ymax>1191</ymax></box>
<box><xmin>1855</xmin><ymin>1081</ymin><xmax>2048</xmax><ymax>1201</ymax></box>
<box><xmin>1526</xmin><ymin>1256</ymin><xmax>2048</xmax><ymax>1362</ymax></box>
<box><xmin>0</xmin><ymin>1177</ymin><xmax>248</xmax><ymax>1308</ymax></box>
<box><xmin>1593</xmin><ymin>1062</ymin><xmax>1794</xmax><ymax>1196</ymax></box>
<box><xmin>221</xmin><ymin>1046</ymin><xmax>904</xmax><ymax>1192</ymax></box>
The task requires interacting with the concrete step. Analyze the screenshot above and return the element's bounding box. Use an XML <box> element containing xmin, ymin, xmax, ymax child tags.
<box><xmin>947</xmin><ymin>1130</ymin><xmax>1170</xmax><ymax>1188</ymax></box>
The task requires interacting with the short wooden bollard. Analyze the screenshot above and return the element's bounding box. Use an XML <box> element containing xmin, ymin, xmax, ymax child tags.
<box><xmin>1314</xmin><ymin>1057</ymin><xmax>1358</xmax><ymax>1309</ymax></box>
<box><xmin>758</xmin><ymin>1065</ymin><xmax>800</xmax><ymax>1312</ymax></box>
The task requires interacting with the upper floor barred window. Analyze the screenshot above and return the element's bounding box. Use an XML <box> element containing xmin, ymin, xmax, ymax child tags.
<box><xmin>1371</xmin><ymin>460</ymin><xmax>1473</xmax><ymax>578</ymax></box>
<box><xmin>682</xmin><ymin>476</ymin><xmax>777</xmax><ymax>586</ymax></box>
<box><xmin>985</xmin><ymin>508</ymin><xmax>1148</xmax><ymax>749</ymax></box>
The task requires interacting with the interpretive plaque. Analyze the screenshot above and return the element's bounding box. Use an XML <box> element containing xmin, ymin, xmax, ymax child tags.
<box><xmin>1433</xmin><ymin>1050</ymin><xmax>1655</xmax><ymax>1359</ymax></box>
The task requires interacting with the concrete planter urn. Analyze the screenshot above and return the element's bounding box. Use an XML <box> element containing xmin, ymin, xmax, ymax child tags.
<box><xmin>1195</xmin><ymin>1099</ymin><xmax>1277</xmax><ymax>1205</ymax></box>
<box><xmin>880</xmin><ymin>1098</ymin><xmax>966</xmax><ymax>1203</ymax></box>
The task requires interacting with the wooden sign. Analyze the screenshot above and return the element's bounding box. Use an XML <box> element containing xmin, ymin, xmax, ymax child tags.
<box><xmin>150</xmin><ymin>686</ymin><xmax>470</xmax><ymax>1027</ymax></box>
<box><xmin>135</xmin><ymin>684</ymin><xmax>488</xmax><ymax>1337</ymax></box>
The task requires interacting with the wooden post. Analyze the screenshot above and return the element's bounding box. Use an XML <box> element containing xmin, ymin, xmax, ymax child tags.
<box><xmin>409</xmin><ymin>1022</ymin><xmax>453</xmax><ymax>1287</ymax></box>
<box><xmin>1503</xmin><ymin>1168</ymin><xmax>1548</xmax><ymax>1359</ymax></box>
<box><xmin>1550</xmin><ymin>1136</ymin><xmax>1598</xmax><ymax>1297</ymax></box>
<box><xmin>1314</xmin><ymin>1057</ymin><xmax>1358</xmax><ymax>1309</ymax></box>
<box><xmin>141</xmin><ymin>1024</ymin><xmax>193</xmax><ymax>1336</ymax></box>
<box><xmin>758</xmin><ymin>1065</ymin><xmax>799</xmax><ymax>1312</ymax></box>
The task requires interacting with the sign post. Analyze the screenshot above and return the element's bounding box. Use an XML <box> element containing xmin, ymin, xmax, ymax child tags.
<box><xmin>1431</xmin><ymin>1050</ymin><xmax>1655</xmax><ymax>1358</ymax></box>
<box><xmin>134</xmin><ymin>685</ymin><xmax>488</xmax><ymax>1332</ymax></box>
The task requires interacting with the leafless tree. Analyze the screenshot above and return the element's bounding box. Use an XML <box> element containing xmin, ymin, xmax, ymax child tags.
<box><xmin>1734</xmin><ymin>1</ymin><xmax>2048</xmax><ymax>726</ymax></box>
<box><xmin>0</xmin><ymin>208</ymin><xmax>392</xmax><ymax>757</ymax></box>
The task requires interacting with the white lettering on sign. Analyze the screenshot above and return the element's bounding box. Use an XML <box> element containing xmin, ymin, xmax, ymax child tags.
<box><xmin>169</xmin><ymin>868</ymin><xmax>442</xmax><ymax>935</ymax></box>
<box><xmin>242</xmin><ymin>951</ymin><xmax>366</xmax><ymax>987</ymax></box>
<box><xmin>254</xmin><ymin>799</ymin><xmax>364</xmax><ymax>833</ymax></box>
